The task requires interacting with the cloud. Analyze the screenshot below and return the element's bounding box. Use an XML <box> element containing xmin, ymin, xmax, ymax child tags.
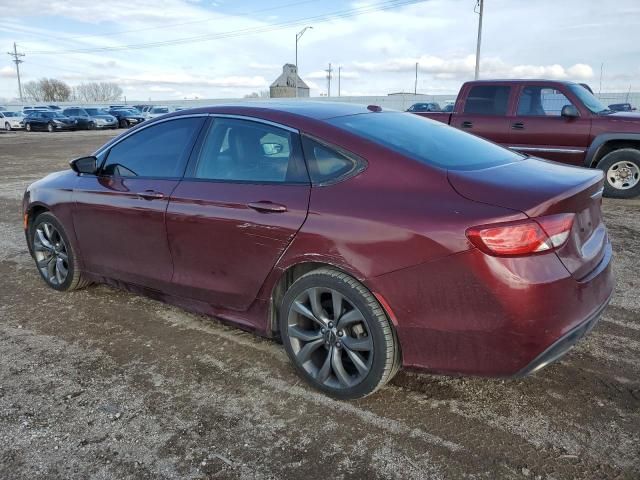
<box><xmin>0</xmin><ymin>66</ymin><xmax>15</xmax><ymax>78</ymax></box>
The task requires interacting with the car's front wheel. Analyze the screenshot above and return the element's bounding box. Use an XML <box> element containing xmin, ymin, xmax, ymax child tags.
<box><xmin>47</xmin><ymin>123</ymin><xmax>54</xmax><ymax>133</ymax></box>
<box><xmin>598</xmin><ymin>148</ymin><xmax>640</xmax><ymax>198</ymax></box>
<box><xmin>280</xmin><ymin>268</ymin><xmax>400</xmax><ymax>399</ymax></box>
<box><xmin>4</xmin><ymin>122</ymin><xmax>10</xmax><ymax>131</ymax></box>
<box><xmin>30</xmin><ymin>212</ymin><xmax>89</xmax><ymax>291</ymax></box>
<box><xmin>25</xmin><ymin>123</ymin><xmax>32</xmax><ymax>132</ymax></box>
<box><xmin>119</xmin><ymin>119</ymin><xmax>128</xmax><ymax>128</ymax></box>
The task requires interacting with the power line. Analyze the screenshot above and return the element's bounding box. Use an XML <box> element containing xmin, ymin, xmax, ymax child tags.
<box><xmin>37</xmin><ymin>0</ymin><xmax>322</xmax><ymax>43</ymax></box>
<box><xmin>25</xmin><ymin>0</ymin><xmax>425</xmax><ymax>55</ymax></box>
<box><xmin>6</xmin><ymin>42</ymin><xmax>25</xmax><ymax>102</ymax></box>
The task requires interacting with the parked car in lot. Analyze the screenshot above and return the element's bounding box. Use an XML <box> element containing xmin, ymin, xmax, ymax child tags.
<box><xmin>406</xmin><ymin>102</ymin><xmax>441</xmax><ymax>112</ymax></box>
<box><xmin>0</xmin><ymin>111</ymin><xmax>24</xmax><ymax>130</ymax></box>
<box><xmin>23</xmin><ymin>103</ymin><xmax>614</xmax><ymax>399</ymax></box>
<box><xmin>412</xmin><ymin>79</ymin><xmax>640</xmax><ymax>198</ymax></box>
<box><xmin>107</xmin><ymin>108</ymin><xmax>145</xmax><ymax>128</ymax></box>
<box><xmin>144</xmin><ymin>105</ymin><xmax>171</xmax><ymax>119</ymax></box>
<box><xmin>84</xmin><ymin>108</ymin><xmax>118</xmax><ymax>129</ymax></box>
<box><xmin>24</xmin><ymin>111</ymin><xmax>77</xmax><ymax>132</ymax></box>
<box><xmin>608</xmin><ymin>103</ymin><xmax>636</xmax><ymax>112</ymax></box>
<box><xmin>62</xmin><ymin>108</ymin><xmax>98</xmax><ymax>130</ymax></box>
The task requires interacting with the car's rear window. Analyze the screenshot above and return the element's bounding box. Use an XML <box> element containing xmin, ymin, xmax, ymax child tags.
<box><xmin>328</xmin><ymin>112</ymin><xmax>523</xmax><ymax>171</ymax></box>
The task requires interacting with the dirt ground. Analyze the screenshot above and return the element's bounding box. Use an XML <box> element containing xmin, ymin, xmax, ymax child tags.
<box><xmin>0</xmin><ymin>129</ymin><xmax>638</xmax><ymax>480</ymax></box>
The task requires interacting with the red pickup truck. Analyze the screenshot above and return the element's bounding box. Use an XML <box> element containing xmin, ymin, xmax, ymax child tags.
<box><xmin>414</xmin><ymin>79</ymin><xmax>640</xmax><ymax>198</ymax></box>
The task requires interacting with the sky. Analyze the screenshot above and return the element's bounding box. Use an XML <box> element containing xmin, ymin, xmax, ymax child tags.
<box><xmin>1</xmin><ymin>0</ymin><xmax>639</xmax><ymax>101</ymax></box>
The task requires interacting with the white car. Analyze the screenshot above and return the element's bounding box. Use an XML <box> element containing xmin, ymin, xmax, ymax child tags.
<box><xmin>145</xmin><ymin>106</ymin><xmax>171</xmax><ymax>119</ymax></box>
<box><xmin>1</xmin><ymin>111</ymin><xmax>25</xmax><ymax>130</ymax></box>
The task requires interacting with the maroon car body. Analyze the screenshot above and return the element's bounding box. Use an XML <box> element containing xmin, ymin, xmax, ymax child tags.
<box><xmin>416</xmin><ymin>79</ymin><xmax>640</xmax><ymax>198</ymax></box>
<box><xmin>23</xmin><ymin>102</ymin><xmax>614</xmax><ymax>391</ymax></box>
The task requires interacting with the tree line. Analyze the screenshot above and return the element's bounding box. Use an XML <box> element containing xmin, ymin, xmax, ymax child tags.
<box><xmin>23</xmin><ymin>78</ymin><xmax>123</xmax><ymax>103</ymax></box>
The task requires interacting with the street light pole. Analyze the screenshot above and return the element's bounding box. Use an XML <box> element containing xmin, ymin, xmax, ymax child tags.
<box><xmin>295</xmin><ymin>26</ymin><xmax>313</xmax><ymax>98</ymax></box>
<box><xmin>474</xmin><ymin>0</ymin><xmax>484</xmax><ymax>80</ymax></box>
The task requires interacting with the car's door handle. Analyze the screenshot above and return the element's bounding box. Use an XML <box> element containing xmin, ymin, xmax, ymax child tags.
<box><xmin>137</xmin><ymin>190</ymin><xmax>165</xmax><ymax>200</ymax></box>
<box><xmin>247</xmin><ymin>201</ymin><xmax>288</xmax><ymax>213</ymax></box>
<box><xmin>461</xmin><ymin>121</ymin><xmax>473</xmax><ymax>128</ymax></box>
<box><xmin>511</xmin><ymin>122</ymin><xmax>525</xmax><ymax>130</ymax></box>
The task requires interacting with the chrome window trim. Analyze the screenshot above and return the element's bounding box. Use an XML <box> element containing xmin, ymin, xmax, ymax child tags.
<box><xmin>508</xmin><ymin>146</ymin><xmax>585</xmax><ymax>154</ymax></box>
<box><xmin>208</xmin><ymin>114</ymin><xmax>299</xmax><ymax>134</ymax></box>
<box><xmin>93</xmin><ymin>113</ymin><xmax>210</xmax><ymax>156</ymax></box>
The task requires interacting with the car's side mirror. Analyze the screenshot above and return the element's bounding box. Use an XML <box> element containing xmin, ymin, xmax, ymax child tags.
<box><xmin>70</xmin><ymin>156</ymin><xmax>98</xmax><ymax>175</ymax></box>
<box><xmin>561</xmin><ymin>105</ymin><xmax>579</xmax><ymax>118</ymax></box>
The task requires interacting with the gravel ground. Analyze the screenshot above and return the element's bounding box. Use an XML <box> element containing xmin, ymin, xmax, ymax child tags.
<box><xmin>0</xmin><ymin>129</ymin><xmax>638</xmax><ymax>480</ymax></box>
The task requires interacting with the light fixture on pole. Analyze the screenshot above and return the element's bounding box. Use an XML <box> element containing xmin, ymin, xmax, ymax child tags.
<box><xmin>295</xmin><ymin>26</ymin><xmax>313</xmax><ymax>98</ymax></box>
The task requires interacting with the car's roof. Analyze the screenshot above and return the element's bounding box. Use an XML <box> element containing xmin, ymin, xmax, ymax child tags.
<box><xmin>464</xmin><ymin>79</ymin><xmax>579</xmax><ymax>85</ymax></box>
<box><xmin>176</xmin><ymin>101</ymin><xmax>387</xmax><ymax>121</ymax></box>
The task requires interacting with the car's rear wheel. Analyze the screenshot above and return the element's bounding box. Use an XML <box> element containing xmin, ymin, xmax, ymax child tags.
<box><xmin>88</xmin><ymin>121</ymin><xmax>96</xmax><ymax>130</ymax></box>
<box><xmin>47</xmin><ymin>123</ymin><xmax>54</xmax><ymax>133</ymax></box>
<box><xmin>598</xmin><ymin>148</ymin><xmax>640</xmax><ymax>198</ymax></box>
<box><xmin>30</xmin><ymin>212</ymin><xmax>90</xmax><ymax>292</ymax></box>
<box><xmin>4</xmin><ymin>122</ymin><xmax>10</xmax><ymax>131</ymax></box>
<box><xmin>280</xmin><ymin>268</ymin><xmax>400</xmax><ymax>399</ymax></box>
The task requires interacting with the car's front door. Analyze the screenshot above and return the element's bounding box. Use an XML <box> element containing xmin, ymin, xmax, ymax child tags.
<box><xmin>508</xmin><ymin>85</ymin><xmax>592</xmax><ymax>165</ymax></box>
<box><xmin>72</xmin><ymin>116</ymin><xmax>205</xmax><ymax>289</ymax></box>
<box><xmin>166</xmin><ymin>116</ymin><xmax>311</xmax><ymax>311</ymax></box>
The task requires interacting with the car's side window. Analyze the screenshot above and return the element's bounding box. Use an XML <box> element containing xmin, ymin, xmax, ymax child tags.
<box><xmin>464</xmin><ymin>85</ymin><xmax>511</xmax><ymax>115</ymax></box>
<box><xmin>191</xmin><ymin>118</ymin><xmax>308</xmax><ymax>183</ymax></box>
<box><xmin>101</xmin><ymin>117</ymin><xmax>202</xmax><ymax>178</ymax></box>
<box><xmin>517</xmin><ymin>87</ymin><xmax>574</xmax><ymax>116</ymax></box>
<box><xmin>301</xmin><ymin>136</ymin><xmax>364</xmax><ymax>185</ymax></box>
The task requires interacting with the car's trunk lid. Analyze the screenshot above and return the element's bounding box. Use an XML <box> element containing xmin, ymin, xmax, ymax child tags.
<box><xmin>448</xmin><ymin>158</ymin><xmax>607</xmax><ymax>280</ymax></box>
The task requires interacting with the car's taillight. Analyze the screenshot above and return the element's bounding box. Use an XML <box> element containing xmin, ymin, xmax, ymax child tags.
<box><xmin>466</xmin><ymin>214</ymin><xmax>575</xmax><ymax>257</ymax></box>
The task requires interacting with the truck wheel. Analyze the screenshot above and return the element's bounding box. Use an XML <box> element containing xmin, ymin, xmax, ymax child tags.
<box><xmin>598</xmin><ymin>148</ymin><xmax>640</xmax><ymax>198</ymax></box>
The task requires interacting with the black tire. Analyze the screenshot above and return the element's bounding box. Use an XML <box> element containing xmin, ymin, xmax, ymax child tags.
<box><xmin>88</xmin><ymin>122</ymin><xmax>96</xmax><ymax>130</ymax></box>
<box><xmin>280</xmin><ymin>268</ymin><xmax>400</xmax><ymax>399</ymax></box>
<box><xmin>47</xmin><ymin>122</ymin><xmax>54</xmax><ymax>133</ymax></box>
<box><xmin>25</xmin><ymin>123</ymin><xmax>32</xmax><ymax>132</ymax></box>
<box><xmin>119</xmin><ymin>119</ymin><xmax>128</xmax><ymax>128</ymax></box>
<box><xmin>4</xmin><ymin>122</ymin><xmax>10</xmax><ymax>131</ymax></box>
<box><xmin>597</xmin><ymin>148</ymin><xmax>640</xmax><ymax>199</ymax></box>
<box><xmin>29</xmin><ymin>212</ymin><xmax>90</xmax><ymax>292</ymax></box>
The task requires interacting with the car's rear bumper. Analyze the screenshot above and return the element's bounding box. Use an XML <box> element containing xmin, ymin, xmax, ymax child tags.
<box><xmin>367</xmin><ymin>240</ymin><xmax>614</xmax><ymax>376</ymax></box>
<box><xmin>515</xmin><ymin>289</ymin><xmax>612</xmax><ymax>376</ymax></box>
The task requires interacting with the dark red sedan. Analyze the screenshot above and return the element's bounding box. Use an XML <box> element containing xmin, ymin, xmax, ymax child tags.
<box><xmin>23</xmin><ymin>102</ymin><xmax>614</xmax><ymax>399</ymax></box>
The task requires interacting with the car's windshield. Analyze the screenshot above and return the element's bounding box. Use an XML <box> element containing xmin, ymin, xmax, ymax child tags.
<box><xmin>329</xmin><ymin>112</ymin><xmax>523</xmax><ymax>171</ymax></box>
<box><xmin>152</xmin><ymin>107</ymin><xmax>169</xmax><ymax>113</ymax></box>
<box><xmin>568</xmin><ymin>84</ymin><xmax>608</xmax><ymax>113</ymax></box>
<box><xmin>43</xmin><ymin>112</ymin><xmax>66</xmax><ymax>118</ymax></box>
<box><xmin>4</xmin><ymin>112</ymin><xmax>21</xmax><ymax>117</ymax></box>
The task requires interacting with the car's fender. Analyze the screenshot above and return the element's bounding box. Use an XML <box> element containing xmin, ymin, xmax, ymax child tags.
<box><xmin>585</xmin><ymin>132</ymin><xmax>640</xmax><ymax>167</ymax></box>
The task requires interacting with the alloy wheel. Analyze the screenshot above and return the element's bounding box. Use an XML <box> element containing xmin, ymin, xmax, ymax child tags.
<box><xmin>26</xmin><ymin>123</ymin><xmax>31</xmax><ymax>132</ymax></box>
<box><xmin>607</xmin><ymin>160</ymin><xmax>640</xmax><ymax>190</ymax></box>
<box><xmin>4</xmin><ymin>122</ymin><xmax>10</xmax><ymax>131</ymax></box>
<box><xmin>47</xmin><ymin>123</ymin><xmax>54</xmax><ymax>133</ymax></box>
<box><xmin>287</xmin><ymin>287</ymin><xmax>373</xmax><ymax>389</ymax></box>
<box><xmin>33</xmin><ymin>222</ymin><xmax>69</xmax><ymax>286</ymax></box>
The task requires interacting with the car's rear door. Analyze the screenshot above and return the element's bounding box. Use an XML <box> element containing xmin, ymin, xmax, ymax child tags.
<box><xmin>507</xmin><ymin>84</ymin><xmax>592</xmax><ymax>165</ymax></box>
<box><xmin>72</xmin><ymin>116</ymin><xmax>205</xmax><ymax>290</ymax></box>
<box><xmin>450</xmin><ymin>83</ymin><xmax>515</xmax><ymax>144</ymax></box>
<box><xmin>165</xmin><ymin>116</ymin><xmax>311</xmax><ymax>311</ymax></box>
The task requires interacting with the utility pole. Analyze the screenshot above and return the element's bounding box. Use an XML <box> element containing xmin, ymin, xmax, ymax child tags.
<box><xmin>414</xmin><ymin>62</ymin><xmax>418</xmax><ymax>95</ymax></box>
<box><xmin>7</xmin><ymin>42</ymin><xmax>25</xmax><ymax>103</ymax></box>
<box><xmin>326</xmin><ymin>63</ymin><xmax>333</xmax><ymax>97</ymax></box>
<box><xmin>474</xmin><ymin>0</ymin><xmax>484</xmax><ymax>80</ymax></box>
<box><xmin>295</xmin><ymin>26</ymin><xmax>313</xmax><ymax>98</ymax></box>
<box><xmin>338</xmin><ymin>66</ymin><xmax>341</xmax><ymax>97</ymax></box>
